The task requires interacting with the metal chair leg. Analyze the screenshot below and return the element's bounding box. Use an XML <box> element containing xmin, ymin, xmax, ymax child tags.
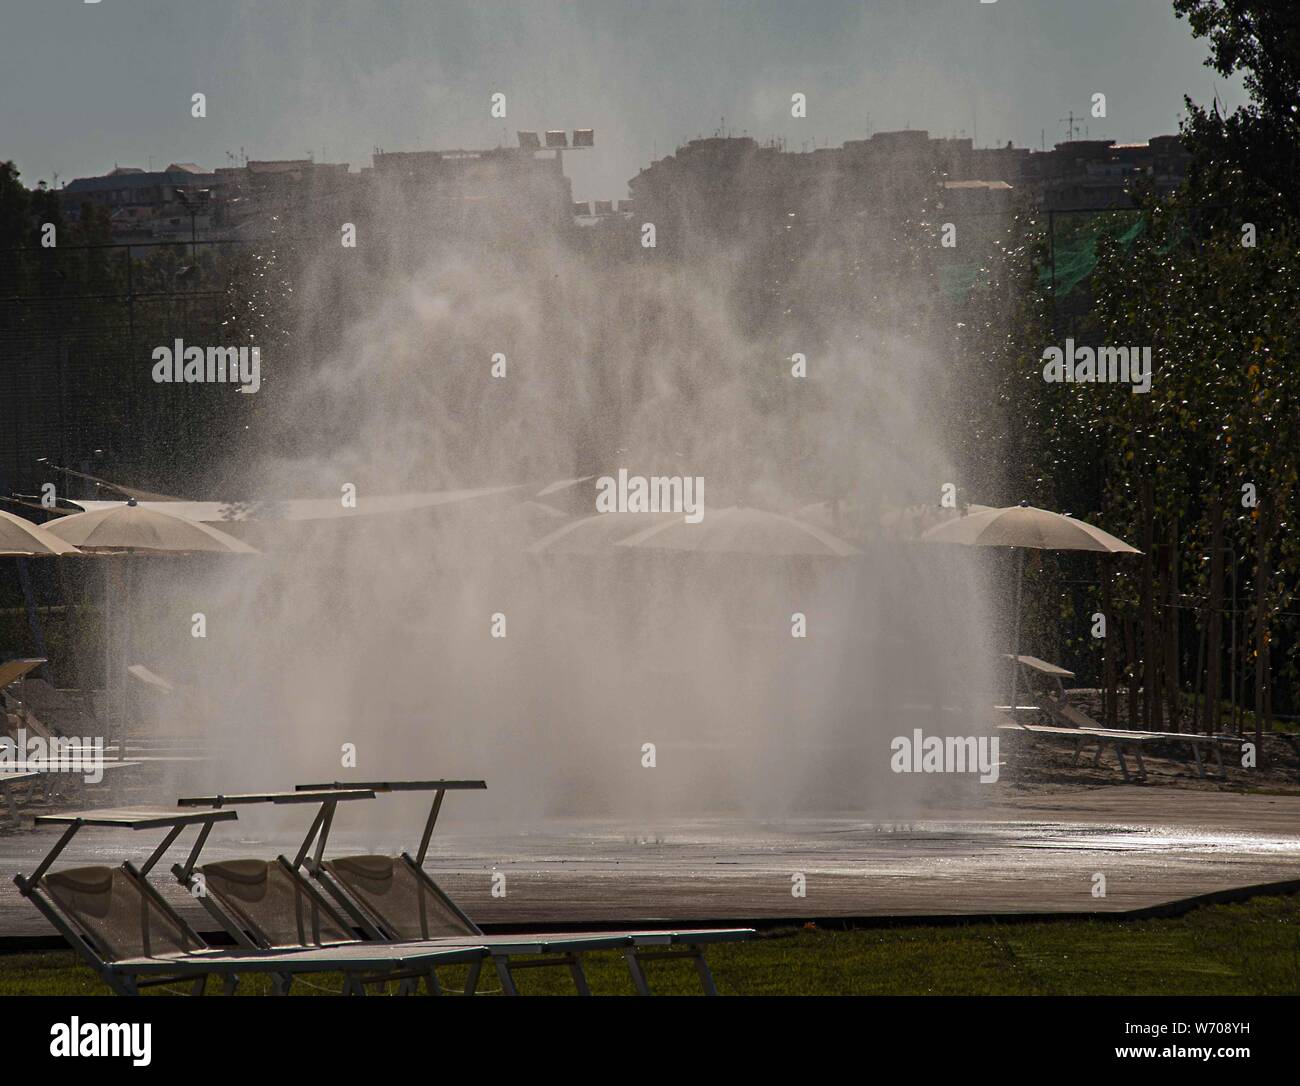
<box><xmin>624</xmin><ymin>948</ymin><xmax>652</xmax><ymax>995</ymax></box>
<box><xmin>692</xmin><ymin>948</ymin><xmax>718</xmax><ymax>996</ymax></box>
<box><xmin>494</xmin><ymin>956</ymin><xmax>519</xmax><ymax>996</ymax></box>
<box><xmin>568</xmin><ymin>956</ymin><xmax>592</xmax><ymax>996</ymax></box>
<box><xmin>463</xmin><ymin>958</ymin><xmax>482</xmax><ymax>996</ymax></box>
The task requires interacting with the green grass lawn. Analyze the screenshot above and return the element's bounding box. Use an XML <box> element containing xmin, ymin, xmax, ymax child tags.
<box><xmin>3</xmin><ymin>893</ymin><xmax>1298</xmax><ymax>996</ymax></box>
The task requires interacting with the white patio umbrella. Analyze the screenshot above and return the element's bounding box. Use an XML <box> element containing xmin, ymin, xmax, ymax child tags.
<box><xmin>0</xmin><ymin>510</ymin><xmax>82</xmax><ymax>678</ymax></box>
<box><xmin>0</xmin><ymin>509</ymin><xmax>83</xmax><ymax>557</ymax></box>
<box><xmin>920</xmin><ymin>501</ymin><xmax>1138</xmax><ymax>710</ymax></box>
<box><xmin>879</xmin><ymin>502</ymin><xmax>993</xmax><ymax>541</ymax></box>
<box><xmin>526</xmin><ymin>510</ymin><xmax>679</xmax><ymax>555</ymax></box>
<box><xmin>44</xmin><ymin>500</ymin><xmax>258</xmax><ymax>747</ymax></box>
<box><xmin>617</xmin><ymin>505</ymin><xmax>860</xmax><ymax>557</ymax></box>
<box><xmin>43</xmin><ymin>500</ymin><xmax>258</xmax><ymax>555</ymax></box>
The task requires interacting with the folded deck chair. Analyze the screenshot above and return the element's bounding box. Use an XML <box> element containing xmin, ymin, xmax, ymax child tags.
<box><xmin>0</xmin><ymin>658</ymin><xmax>53</xmax><ymax>740</ymax></box>
<box><xmin>296</xmin><ymin>779</ymin><xmax>754</xmax><ymax>995</ymax></box>
<box><xmin>0</xmin><ymin>770</ymin><xmax>46</xmax><ymax>827</ymax></box>
<box><xmin>13</xmin><ymin>806</ymin><xmax>488</xmax><ymax>996</ymax></box>
<box><xmin>174</xmin><ymin>787</ymin><xmax>667</xmax><ymax>996</ymax></box>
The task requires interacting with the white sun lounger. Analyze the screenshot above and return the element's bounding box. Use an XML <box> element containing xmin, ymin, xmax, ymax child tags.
<box><xmin>13</xmin><ymin>806</ymin><xmax>489</xmax><ymax>995</ymax></box>
<box><xmin>1002</xmin><ymin>655</ymin><xmax>1231</xmax><ymax>781</ymax></box>
<box><xmin>1041</xmin><ymin>695</ymin><xmax>1229</xmax><ymax>780</ymax></box>
<box><xmin>174</xmin><ymin>786</ymin><xmax>743</xmax><ymax>995</ymax></box>
<box><xmin>294</xmin><ymin>779</ymin><xmax>753</xmax><ymax>995</ymax></box>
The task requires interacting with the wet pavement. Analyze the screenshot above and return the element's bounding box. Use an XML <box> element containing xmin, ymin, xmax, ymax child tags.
<box><xmin>2</xmin><ymin>787</ymin><xmax>1298</xmax><ymax>937</ymax></box>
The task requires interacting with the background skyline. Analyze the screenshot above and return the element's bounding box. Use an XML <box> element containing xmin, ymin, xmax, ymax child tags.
<box><xmin>4</xmin><ymin>0</ymin><xmax>1246</xmax><ymax>202</ymax></box>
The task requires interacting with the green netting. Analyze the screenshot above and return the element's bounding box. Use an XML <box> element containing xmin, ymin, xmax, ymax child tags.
<box><xmin>939</xmin><ymin>261</ymin><xmax>985</xmax><ymax>297</ymax></box>
<box><xmin>937</xmin><ymin>211</ymin><xmax>1190</xmax><ymax>299</ymax></box>
<box><xmin>938</xmin><ymin>215</ymin><xmax>1146</xmax><ymax>300</ymax></box>
<box><xmin>1039</xmin><ymin>215</ymin><xmax>1146</xmax><ymax>296</ymax></box>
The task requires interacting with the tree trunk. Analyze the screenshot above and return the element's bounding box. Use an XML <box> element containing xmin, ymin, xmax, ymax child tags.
<box><xmin>1101</xmin><ymin>564</ymin><xmax>1117</xmax><ymax>727</ymax></box>
<box><xmin>1203</xmin><ymin>494</ymin><xmax>1226</xmax><ymax>736</ymax></box>
<box><xmin>1124</xmin><ymin>616</ymin><xmax>1139</xmax><ymax>729</ymax></box>
<box><xmin>1162</xmin><ymin>526</ymin><xmax>1181</xmax><ymax>730</ymax></box>
<box><xmin>1253</xmin><ymin>501</ymin><xmax>1277</xmax><ymax>769</ymax></box>
<box><xmin>1140</xmin><ymin>480</ymin><xmax>1159</xmax><ymax>729</ymax></box>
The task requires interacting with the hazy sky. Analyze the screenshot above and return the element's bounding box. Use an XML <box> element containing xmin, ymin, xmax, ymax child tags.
<box><xmin>3</xmin><ymin>0</ymin><xmax>1245</xmax><ymax>201</ymax></box>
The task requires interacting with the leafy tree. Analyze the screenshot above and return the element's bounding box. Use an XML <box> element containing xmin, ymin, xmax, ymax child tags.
<box><xmin>1174</xmin><ymin>0</ymin><xmax>1300</xmax><ymax>218</ymax></box>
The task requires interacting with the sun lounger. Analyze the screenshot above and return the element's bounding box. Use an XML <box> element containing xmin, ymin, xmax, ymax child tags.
<box><xmin>996</xmin><ymin>720</ymin><xmax>1154</xmax><ymax>781</ymax></box>
<box><xmin>0</xmin><ymin>770</ymin><xmax>46</xmax><ymax>827</ymax></box>
<box><xmin>1</xmin><ymin>658</ymin><xmax>53</xmax><ymax>740</ymax></box>
<box><xmin>171</xmin><ymin>790</ymin><xmax>379</xmax><ymax>950</ymax></box>
<box><xmin>1040</xmin><ymin>694</ymin><xmax>1229</xmax><ymax>780</ymax></box>
<box><xmin>172</xmin><ymin>786</ymin><xmax>732</xmax><ymax>995</ymax></box>
<box><xmin>294</xmin><ymin>779</ymin><xmax>753</xmax><ymax>995</ymax></box>
<box><xmin>0</xmin><ymin>658</ymin><xmax>47</xmax><ymax>693</ymax></box>
<box><xmin>13</xmin><ymin>807</ymin><xmax>489</xmax><ymax>995</ymax></box>
<box><xmin>1002</xmin><ymin>654</ymin><xmax>1075</xmax><ymax>707</ymax></box>
<box><xmin>1002</xmin><ymin>655</ymin><xmax>1230</xmax><ymax>781</ymax></box>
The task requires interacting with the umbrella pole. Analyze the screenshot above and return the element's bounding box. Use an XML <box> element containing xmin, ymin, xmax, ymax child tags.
<box><xmin>103</xmin><ymin>561</ymin><xmax>113</xmax><ymax>752</ymax></box>
<box><xmin>1009</xmin><ymin>549</ymin><xmax>1025</xmax><ymax>711</ymax></box>
<box><xmin>121</xmin><ymin>557</ymin><xmax>131</xmax><ymax>754</ymax></box>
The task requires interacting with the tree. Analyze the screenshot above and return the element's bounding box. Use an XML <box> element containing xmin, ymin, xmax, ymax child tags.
<box><xmin>1173</xmin><ymin>0</ymin><xmax>1300</xmax><ymax>218</ymax></box>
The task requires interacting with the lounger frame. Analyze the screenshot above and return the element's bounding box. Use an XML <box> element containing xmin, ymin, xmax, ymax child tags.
<box><xmin>294</xmin><ymin>779</ymin><xmax>750</xmax><ymax>994</ymax></box>
<box><xmin>177</xmin><ymin>786</ymin><xmax>618</xmax><ymax>995</ymax></box>
<box><xmin>14</xmin><ymin>807</ymin><xmax>487</xmax><ymax>996</ymax></box>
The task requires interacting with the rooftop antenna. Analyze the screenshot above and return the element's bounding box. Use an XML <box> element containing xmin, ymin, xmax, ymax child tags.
<box><xmin>1059</xmin><ymin>110</ymin><xmax>1081</xmax><ymax>141</ymax></box>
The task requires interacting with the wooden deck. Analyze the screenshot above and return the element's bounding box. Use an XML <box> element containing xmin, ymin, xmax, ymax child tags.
<box><xmin>2</xmin><ymin>788</ymin><xmax>1299</xmax><ymax>938</ymax></box>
